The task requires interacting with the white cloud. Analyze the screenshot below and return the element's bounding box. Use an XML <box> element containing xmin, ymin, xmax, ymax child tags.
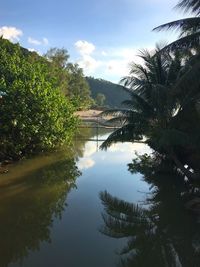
<box><xmin>104</xmin><ymin>47</ymin><xmax>149</xmax><ymax>77</ymax></box>
<box><xmin>28</xmin><ymin>37</ymin><xmax>49</xmax><ymax>46</ymax></box>
<box><xmin>101</xmin><ymin>51</ymin><xmax>107</xmax><ymax>56</ymax></box>
<box><xmin>28</xmin><ymin>48</ymin><xmax>36</xmax><ymax>52</ymax></box>
<box><xmin>77</xmin><ymin>55</ymin><xmax>101</xmax><ymax>74</ymax></box>
<box><xmin>74</xmin><ymin>40</ymin><xmax>154</xmax><ymax>81</ymax></box>
<box><xmin>28</xmin><ymin>37</ymin><xmax>41</xmax><ymax>45</ymax></box>
<box><xmin>43</xmin><ymin>37</ymin><xmax>49</xmax><ymax>45</ymax></box>
<box><xmin>75</xmin><ymin>40</ymin><xmax>101</xmax><ymax>74</ymax></box>
<box><xmin>78</xmin><ymin>158</ymin><xmax>95</xmax><ymax>170</ymax></box>
<box><xmin>0</xmin><ymin>26</ymin><xmax>23</xmax><ymax>41</ymax></box>
<box><xmin>27</xmin><ymin>48</ymin><xmax>41</xmax><ymax>55</ymax></box>
<box><xmin>75</xmin><ymin>40</ymin><xmax>95</xmax><ymax>56</ymax></box>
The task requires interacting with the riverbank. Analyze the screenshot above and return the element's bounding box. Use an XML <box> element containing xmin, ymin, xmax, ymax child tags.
<box><xmin>76</xmin><ymin>109</ymin><xmax>102</xmax><ymax>118</ymax></box>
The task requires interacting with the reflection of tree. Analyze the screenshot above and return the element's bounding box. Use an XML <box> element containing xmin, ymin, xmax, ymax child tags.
<box><xmin>100</xmin><ymin>158</ymin><xmax>200</xmax><ymax>267</ymax></box>
<box><xmin>0</xmin><ymin>154</ymin><xmax>80</xmax><ymax>267</ymax></box>
<box><xmin>74</xmin><ymin>125</ymin><xmax>112</xmax><ymax>157</ymax></box>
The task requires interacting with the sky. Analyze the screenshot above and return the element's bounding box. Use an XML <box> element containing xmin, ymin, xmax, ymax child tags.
<box><xmin>1</xmin><ymin>0</ymin><xmax>186</xmax><ymax>82</ymax></box>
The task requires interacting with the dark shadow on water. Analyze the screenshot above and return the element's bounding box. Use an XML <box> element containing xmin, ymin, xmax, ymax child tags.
<box><xmin>0</xmin><ymin>151</ymin><xmax>80</xmax><ymax>267</ymax></box>
<box><xmin>100</xmin><ymin>157</ymin><xmax>200</xmax><ymax>267</ymax></box>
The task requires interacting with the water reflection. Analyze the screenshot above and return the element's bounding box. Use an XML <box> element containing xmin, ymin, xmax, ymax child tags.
<box><xmin>100</xmin><ymin>159</ymin><xmax>200</xmax><ymax>267</ymax></box>
<box><xmin>0</xmin><ymin>152</ymin><xmax>80</xmax><ymax>267</ymax></box>
<box><xmin>1</xmin><ymin>126</ymin><xmax>197</xmax><ymax>267</ymax></box>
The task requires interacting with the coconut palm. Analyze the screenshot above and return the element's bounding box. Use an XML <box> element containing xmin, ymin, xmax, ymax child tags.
<box><xmin>153</xmin><ymin>0</ymin><xmax>200</xmax><ymax>53</ymax></box>
<box><xmin>101</xmin><ymin>47</ymin><xmax>200</xmax><ymax>180</ymax></box>
<box><xmin>101</xmin><ymin>47</ymin><xmax>181</xmax><ymax>150</ymax></box>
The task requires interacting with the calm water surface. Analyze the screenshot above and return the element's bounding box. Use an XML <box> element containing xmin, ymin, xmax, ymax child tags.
<box><xmin>0</xmin><ymin>130</ymin><xmax>199</xmax><ymax>267</ymax></box>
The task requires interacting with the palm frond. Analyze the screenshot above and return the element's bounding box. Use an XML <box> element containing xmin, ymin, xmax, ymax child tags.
<box><xmin>129</xmin><ymin>92</ymin><xmax>155</xmax><ymax>116</ymax></box>
<box><xmin>100</xmin><ymin>213</ymin><xmax>135</xmax><ymax>238</ymax></box>
<box><xmin>172</xmin><ymin>55</ymin><xmax>200</xmax><ymax>105</ymax></box>
<box><xmin>100</xmin><ymin>191</ymin><xmax>150</xmax><ymax>238</ymax></box>
<box><xmin>176</xmin><ymin>0</ymin><xmax>200</xmax><ymax>15</ymax></box>
<box><xmin>105</xmin><ymin>116</ymin><xmax>128</xmax><ymax>126</ymax></box>
<box><xmin>100</xmin><ymin>108</ymin><xmax>131</xmax><ymax>117</ymax></box>
<box><xmin>100</xmin><ymin>191</ymin><xmax>145</xmax><ymax>217</ymax></box>
<box><xmin>153</xmin><ymin>31</ymin><xmax>200</xmax><ymax>53</ymax></box>
<box><xmin>137</xmin><ymin>49</ymin><xmax>153</xmax><ymax>61</ymax></box>
<box><xmin>100</xmin><ymin>124</ymin><xmax>143</xmax><ymax>149</ymax></box>
<box><xmin>153</xmin><ymin>17</ymin><xmax>200</xmax><ymax>32</ymax></box>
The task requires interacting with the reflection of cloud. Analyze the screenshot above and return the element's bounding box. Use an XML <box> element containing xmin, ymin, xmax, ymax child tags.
<box><xmin>108</xmin><ymin>142</ymin><xmax>152</xmax><ymax>156</ymax></box>
<box><xmin>78</xmin><ymin>158</ymin><xmax>95</xmax><ymax>170</ymax></box>
<box><xmin>84</xmin><ymin>142</ymin><xmax>97</xmax><ymax>157</ymax></box>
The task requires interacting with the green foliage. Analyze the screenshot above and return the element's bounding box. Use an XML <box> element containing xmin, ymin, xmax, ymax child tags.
<box><xmin>95</xmin><ymin>93</ymin><xmax>106</xmax><ymax>107</ymax></box>
<box><xmin>0</xmin><ymin>39</ymin><xmax>78</xmax><ymax>160</ymax></box>
<box><xmin>44</xmin><ymin>48</ymin><xmax>93</xmax><ymax>110</ymax></box>
<box><xmin>86</xmin><ymin>76</ymin><xmax>130</xmax><ymax>108</ymax></box>
<box><xmin>154</xmin><ymin>0</ymin><xmax>200</xmax><ymax>53</ymax></box>
<box><xmin>66</xmin><ymin>63</ymin><xmax>94</xmax><ymax>110</ymax></box>
<box><xmin>101</xmin><ymin>43</ymin><xmax>200</xmax><ymax>179</ymax></box>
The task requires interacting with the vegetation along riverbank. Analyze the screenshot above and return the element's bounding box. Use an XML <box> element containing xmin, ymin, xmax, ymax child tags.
<box><xmin>0</xmin><ymin>39</ymin><xmax>94</xmax><ymax>163</ymax></box>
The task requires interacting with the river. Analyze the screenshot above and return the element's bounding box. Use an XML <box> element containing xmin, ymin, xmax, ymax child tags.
<box><xmin>0</xmin><ymin>129</ymin><xmax>199</xmax><ymax>267</ymax></box>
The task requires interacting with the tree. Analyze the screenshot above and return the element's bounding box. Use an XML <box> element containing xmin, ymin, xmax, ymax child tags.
<box><xmin>95</xmin><ymin>93</ymin><xmax>106</xmax><ymax>106</ymax></box>
<box><xmin>44</xmin><ymin>48</ymin><xmax>70</xmax><ymax>94</ymax></box>
<box><xmin>101</xmin><ymin>46</ymin><xmax>200</xmax><ymax>180</ymax></box>
<box><xmin>44</xmin><ymin>48</ymin><xmax>93</xmax><ymax>110</ymax></box>
<box><xmin>0</xmin><ymin>39</ymin><xmax>78</xmax><ymax>161</ymax></box>
<box><xmin>153</xmin><ymin>0</ymin><xmax>200</xmax><ymax>53</ymax></box>
<box><xmin>66</xmin><ymin>63</ymin><xmax>94</xmax><ymax>110</ymax></box>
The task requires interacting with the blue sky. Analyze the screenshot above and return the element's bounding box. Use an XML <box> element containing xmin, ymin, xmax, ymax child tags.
<box><xmin>1</xmin><ymin>0</ymin><xmax>185</xmax><ymax>82</ymax></box>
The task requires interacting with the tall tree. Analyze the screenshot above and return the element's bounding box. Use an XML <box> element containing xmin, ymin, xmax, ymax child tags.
<box><xmin>95</xmin><ymin>93</ymin><xmax>106</xmax><ymax>106</ymax></box>
<box><xmin>0</xmin><ymin>40</ymin><xmax>77</xmax><ymax>161</ymax></box>
<box><xmin>44</xmin><ymin>48</ymin><xmax>93</xmax><ymax>109</ymax></box>
<box><xmin>101</xmin><ymin>46</ymin><xmax>200</xmax><ymax>180</ymax></box>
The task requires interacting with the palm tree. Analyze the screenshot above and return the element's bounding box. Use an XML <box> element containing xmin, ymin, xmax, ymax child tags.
<box><xmin>101</xmin><ymin>47</ymin><xmax>200</xmax><ymax>180</ymax></box>
<box><xmin>101</xmin><ymin>46</ymin><xmax>180</xmax><ymax>150</ymax></box>
<box><xmin>153</xmin><ymin>0</ymin><xmax>200</xmax><ymax>53</ymax></box>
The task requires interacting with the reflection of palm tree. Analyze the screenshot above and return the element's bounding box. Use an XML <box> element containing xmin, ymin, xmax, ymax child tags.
<box><xmin>100</xmin><ymin>191</ymin><xmax>172</xmax><ymax>267</ymax></box>
<box><xmin>100</xmin><ymin>188</ymin><xmax>200</xmax><ymax>267</ymax></box>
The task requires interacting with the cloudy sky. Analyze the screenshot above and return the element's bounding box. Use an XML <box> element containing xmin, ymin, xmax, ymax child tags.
<box><xmin>1</xmin><ymin>0</ymin><xmax>185</xmax><ymax>82</ymax></box>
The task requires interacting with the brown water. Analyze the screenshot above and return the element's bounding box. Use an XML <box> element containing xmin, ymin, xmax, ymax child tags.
<box><xmin>0</xmin><ymin>130</ymin><xmax>199</xmax><ymax>267</ymax></box>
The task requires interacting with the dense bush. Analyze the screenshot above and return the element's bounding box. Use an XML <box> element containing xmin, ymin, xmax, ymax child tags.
<box><xmin>0</xmin><ymin>39</ymin><xmax>78</xmax><ymax>160</ymax></box>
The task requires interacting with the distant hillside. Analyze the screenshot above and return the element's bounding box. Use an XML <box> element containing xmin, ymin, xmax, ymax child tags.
<box><xmin>86</xmin><ymin>77</ymin><xmax>130</xmax><ymax>108</ymax></box>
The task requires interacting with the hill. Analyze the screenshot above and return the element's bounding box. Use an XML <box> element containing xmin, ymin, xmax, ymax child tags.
<box><xmin>86</xmin><ymin>77</ymin><xmax>130</xmax><ymax>108</ymax></box>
